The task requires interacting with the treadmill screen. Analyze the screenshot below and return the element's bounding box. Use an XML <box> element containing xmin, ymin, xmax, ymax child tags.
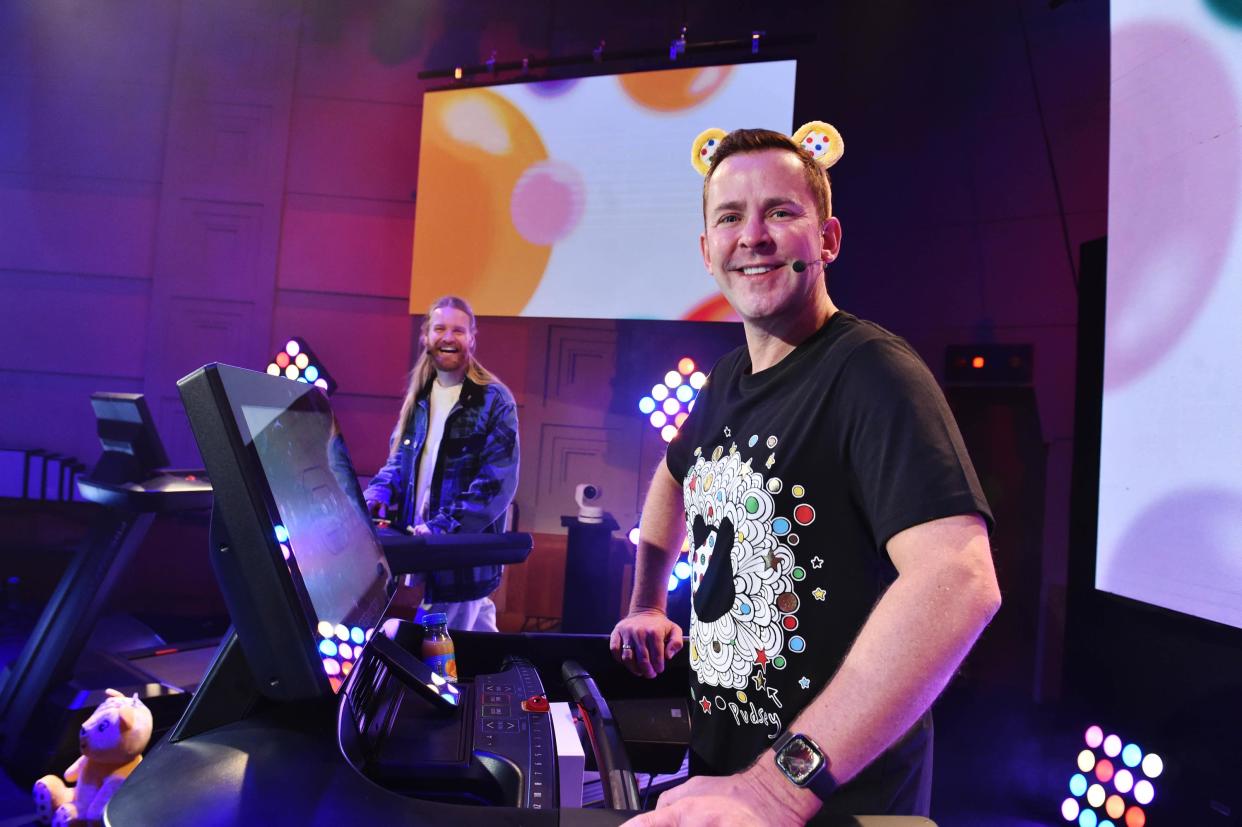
<box><xmin>224</xmin><ymin>374</ymin><xmax>392</xmax><ymax>692</ymax></box>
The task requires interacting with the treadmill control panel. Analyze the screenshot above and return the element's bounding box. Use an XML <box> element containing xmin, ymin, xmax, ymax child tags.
<box><xmin>475</xmin><ymin>658</ymin><xmax>556</xmax><ymax>809</ymax></box>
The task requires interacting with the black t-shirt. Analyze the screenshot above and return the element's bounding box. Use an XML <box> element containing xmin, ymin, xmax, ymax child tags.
<box><xmin>665</xmin><ymin>311</ymin><xmax>992</xmax><ymax>815</ymax></box>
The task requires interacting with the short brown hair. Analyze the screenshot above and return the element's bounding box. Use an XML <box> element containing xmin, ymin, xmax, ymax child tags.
<box><xmin>701</xmin><ymin>128</ymin><xmax>832</xmax><ymax>226</ymax></box>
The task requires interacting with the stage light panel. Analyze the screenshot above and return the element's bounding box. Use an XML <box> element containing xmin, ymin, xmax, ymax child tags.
<box><xmin>267</xmin><ymin>336</ymin><xmax>337</xmax><ymax>395</ymax></box>
<box><xmin>638</xmin><ymin>359</ymin><xmax>704</xmax><ymax>439</ymax></box>
<box><xmin>1065</xmin><ymin>726</ymin><xmax>1163</xmax><ymax>827</ymax></box>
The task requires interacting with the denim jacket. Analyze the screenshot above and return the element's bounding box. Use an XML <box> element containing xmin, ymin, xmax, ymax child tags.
<box><xmin>364</xmin><ymin>377</ymin><xmax>519</xmax><ymax>602</ymax></box>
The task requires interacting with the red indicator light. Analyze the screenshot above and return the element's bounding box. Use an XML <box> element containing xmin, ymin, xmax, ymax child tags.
<box><xmin>971</xmin><ymin>356</ymin><xmax>985</xmax><ymax>369</ymax></box>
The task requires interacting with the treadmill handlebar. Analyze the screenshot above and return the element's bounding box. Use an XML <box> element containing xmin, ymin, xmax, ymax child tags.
<box><xmin>562</xmin><ymin>660</ymin><xmax>642</xmax><ymax>812</ymax></box>
<box><xmin>377</xmin><ymin>530</ymin><xmax>533</xmax><ymax>575</ymax></box>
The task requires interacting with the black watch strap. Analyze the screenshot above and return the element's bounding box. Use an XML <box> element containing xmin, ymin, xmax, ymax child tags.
<box><xmin>772</xmin><ymin>730</ymin><xmax>839</xmax><ymax>801</ymax></box>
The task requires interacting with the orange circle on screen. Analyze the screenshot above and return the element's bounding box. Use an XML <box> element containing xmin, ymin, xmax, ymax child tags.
<box><xmin>619</xmin><ymin>66</ymin><xmax>733</xmax><ymax>112</ymax></box>
<box><xmin>410</xmin><ymin>89</ymin><xmax>550</xmax><ymax>315</ymax></box>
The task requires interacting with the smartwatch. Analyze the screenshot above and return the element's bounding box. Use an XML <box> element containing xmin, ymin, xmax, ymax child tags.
<box><xmin>772</xmin><ymin>731</ymin><xmax>838</xmax><ymax>801</ymax></box>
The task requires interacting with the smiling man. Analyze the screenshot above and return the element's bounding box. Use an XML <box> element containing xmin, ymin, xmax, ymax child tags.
<box><xmin>611</xmin><ymin>128</ymin><xmax>1000</xmax><ymax>825</ymax></box>
<box><xmin>365</xmin><ymin>295</ymin><xmax>519</xmax><ymax>632</ymax></box>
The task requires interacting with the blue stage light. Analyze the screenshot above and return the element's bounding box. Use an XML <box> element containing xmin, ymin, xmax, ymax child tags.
<box><xmin>274</xmin><ymin>524</ymin><xmax>289</xmax><ymax>543</ymax></box>
<box><xmin>1121</xmin><ymin>743</ymin><xmax>1142</xmax><ymax>768</ymax></box>
<box><xmin>674</xmin><ymin>560</ymin><xmax>692</xmax><ymax>580</ymax></box>
<box><xmin>319</xmin><ymin>639</ymin><xmax>338</xmax><ymax>657</ymax></box>
<box><xmin>639</xmin><ymin>396</ymin><xmax>656</xmax><ymax>414</ymax></box>
<box><xmin>667</xmin><ymin>574</ymin><xmax>679</xmax><ymax>592</ymax></box>
<box><xmin>1070</xmin><ymin>773</ymin><xmax>1088</xmax><ymax>797</ymax></box>
<box><xmin>351</xmin><ymin>626</ymin><xmax>366</xmax><ymax>645</ymax></box>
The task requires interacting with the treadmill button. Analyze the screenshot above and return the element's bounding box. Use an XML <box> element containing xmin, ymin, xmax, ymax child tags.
<box><xmin>482</xmin><ymin>705</ymin><xmax>507</xmax><ymax>718</ymax></box>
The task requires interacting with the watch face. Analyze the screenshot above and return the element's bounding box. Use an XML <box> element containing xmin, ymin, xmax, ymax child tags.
<box><xmin>776</xmin><ymin>734</ymin><xmax>824</xmax><ymax>785</ymax></box>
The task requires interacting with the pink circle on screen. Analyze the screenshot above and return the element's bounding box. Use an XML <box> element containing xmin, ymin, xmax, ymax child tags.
<box><xmin>510</xmin><ymin>159</ymin><xmax>586</xmax><ymax>246</ymax></box>
<box><xmin>1105</xmin><ymin>24</ymin><xmax>1239</xmax><ymax>389</ymax></box>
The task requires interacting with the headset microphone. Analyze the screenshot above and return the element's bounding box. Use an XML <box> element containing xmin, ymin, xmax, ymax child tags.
<box><xmin>791</xmin><ymin>259</ymin><xmax>823</xmax><ymax>273</ymax></box>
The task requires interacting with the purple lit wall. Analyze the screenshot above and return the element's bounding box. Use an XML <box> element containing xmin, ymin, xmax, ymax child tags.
<box><xmin>0</xmin><ymin>0</ymin><xmax>1107</xmax><ymax>694</ymax></box>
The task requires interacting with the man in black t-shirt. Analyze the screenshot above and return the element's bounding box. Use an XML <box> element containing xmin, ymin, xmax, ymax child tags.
<box><xmin>612</xmin><ymin>126</ymin><xmax>1000</xmax><ymax>827</ymax></box>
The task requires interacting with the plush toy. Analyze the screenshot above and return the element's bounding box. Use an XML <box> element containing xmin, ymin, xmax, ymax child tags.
<box><xmin>32</xmin><ymin>689</ymin><xmax>153</xmax><ymax>827</ymax></box>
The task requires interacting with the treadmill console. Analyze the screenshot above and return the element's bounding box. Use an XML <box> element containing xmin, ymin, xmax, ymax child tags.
<box><xmin>340</xmin><ymin>630</ymin><xmax>557</xmax><ymax>810</ymax></box>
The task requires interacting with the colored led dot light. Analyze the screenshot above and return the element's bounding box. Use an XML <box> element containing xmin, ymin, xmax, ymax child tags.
<box><xmin>690</xmin><ymin>371</ymin><xmax>706</xmax><ymax>389</ymax></box>
<box><xmin>678</xmin><ymin>357</ymin><xmax>695</xmax><ymax>375</ymax></box>
<box><xmin>1095</xmin><ymin>758</ymin><xmax>1114</xmax><ymax>783</ymax></box>
<box><xmin>338</xmin><ymin>643</ymin><xmax>353</xmax><ymax>660</ymax></box>
<box><xmin>285</xmin><ymin>365</ymin><xmax>298</xmax><ymax>380</ymax></box>
<box><xmin>266</xmin><ymin>363</ymin><xmax>280</xmax><ymax>376</ymax></box>
<box><xmin>1124</xmin><ymin>806</ymin><xmax>1145</xmax><ymax>827</ymax></box>
<box><xmin>351</xmin><ymin>627</ymin><xmax>365</xmax><ymax>645</ymax></box>
<box><xmin>314</xmin><ymin>378</ymin><xmax>328</xmax><ymax>390</ymax></box>
<box><xmin>280</xmin><ymin>543</ymin><xmax>291</xmax><ymax>560</ymax></box>
<box><xmin>1079</xmin><ymin>809</ymin><xmax>1098</xmax><ymax>827</ymax></box>
<box><xmin>667</xmin><ymin>574</ymin><xmax>679</xmax><ymax>591</ymax></box>
<box><xmin>676</xmin><ymin>384</ymin><xmax>694</xmax><ymax>402</ymax></box>
<box><xmin>650</xmin><ymin>411</ymin><xmax>667</xmax><ymax>428</ymax></box>
<box><xmin>317</xmin><ymin>620</ymin><xmax>334</xmax><ymax>638</ymax></box>
<box><xmin>674</xmin><ymin>561</ymin><xmax>692</xmax><ymax>580</ymax></box>
<box><xmin>1085</xmin><ymin>725</ymin><xmax>1104</xmax><ymax>748</ymax></box>
<box><xmin>662</xmin><ymin>397</ymin><xmax>680</xmax><ymax>415</ymax></box>
<box><xmin>639</xmin><ymin>397</ymin><xmax>656</xmax><ymax>414</ymax></box>
<box><xmin>1132</xmin><ymin>780</ymin><xmax>1153</xmax><ymax>805</ymax></box>
<box><xmin>1103</xmin><ymin>735</ymin><xmax>1122</xmax><ymax>757</ymax></box>
<box><xmin>286</xmin><ymin>340</ymin><xmax>300</xmax><ymax>357</ymax></box>
<box><xmin>1087</xmin><ymin>783</ymin><xmax>1106</xmax><ymax>808</ymax></box>
<box><xmin>628</xmin><ymin>527</ymin><xmax>640</xmax><ymax>545</ymax></box>
<box><xmin>1121</xmin><ymin>744</ymin><xmax>1142</xmax><ymax>768</ymax></box>
<box><xmin>294</xmin><ymin>352</ymin><xmax>308</xmax><ymax>370</ymax></box>
<box><xmin>1078</xmin><ymin>749</ymin><xmax>1096</xmax><ymax>772</ymax></box>
<box><xmin>305</xmin><ymin>365</ymin><xmax>319</xmax><ymax>382</ymax></box>
<box><xmin>675</xmin><ymin>411</ymin><xmax>689</xmax><ymax>427</ymax></box>
<box><xmin>335</xmin><ymin>623</ymin><xmax>349</xmax><ymax>641</ymax></box>
<box><xmin>1113</xmin><ymin>769</ymin><xmax>1134</xmax><ymax>794</ymax></box>
<box><xmin>1062</xmin><ymin>798</ymin><xmax>1080</xmax><ymax>821</ymax></box>
<box><xmin>276</xmin><ymin>352</ymin><xmax>290</xmax><ymax>369</ymax></box>
<box><xmin>323</xmin><ymin>658</ymin><xmax>340</xmax><ymax>676</ymax></box>
<box><xmin>660</xmin><ymin>424</ymin><xmax>678</xmax><ymax>442</ymax></box>
<box><xmin>651</xmin><ymin>384</ymin><xmax>669</xmax><ymax>401</ymax></box>
<box><xmin>1069</xmin><ymin>773</ymin><xmax>1088</xmax><ymax>797</ymax></box>
<box><xmin>1140</xmin><ymin>753</ymin><xmax>1162</xmax><ymax>778</ymax></box>
<box><xmin>319</xmin><ymin>639</ymin><xmax>337</xmax><ymax>657</ymax></box>
<box><xmin>1105</xmin><ymin>795</ymin><xmax>1125</xmax><ymax>820</ymax></box>
<box><xmin>664</xmin><ymin>370</ymin><xmax>682</xmax><ymax>387</ymax></box>
<box><xmin>274</xmin><ymin>524</ymin><xmax>289</xmax><ymax>542</ymax></box>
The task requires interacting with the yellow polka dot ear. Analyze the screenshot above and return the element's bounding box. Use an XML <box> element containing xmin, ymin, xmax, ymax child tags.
<box><xmin>691</xmin><ymin>128</ymin><xmax>728</xmax><ymax>176</ymax></box>
<box><xmin>791</xmin><ymin>121</ymin><xmax>844</xmax><ymax>169</ymax></box>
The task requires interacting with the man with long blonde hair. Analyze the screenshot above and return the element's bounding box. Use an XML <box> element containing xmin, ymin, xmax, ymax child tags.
<box><xmin>365</xmin><ymin>295</ymin><xmax>519</xmax><ymax>632</ymax></box>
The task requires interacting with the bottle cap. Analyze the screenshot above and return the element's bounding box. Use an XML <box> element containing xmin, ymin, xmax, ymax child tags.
<box><xmin>423</xmin><ymin>612</ymin><xmax>449</xmax><ymax>627</ymax></box>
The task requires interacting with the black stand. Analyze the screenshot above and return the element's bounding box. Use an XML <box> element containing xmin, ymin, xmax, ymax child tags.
<box><xmin>560</xmin><ymin>515</ymin><xmax>628</xmax><ymax>633</ymax></box>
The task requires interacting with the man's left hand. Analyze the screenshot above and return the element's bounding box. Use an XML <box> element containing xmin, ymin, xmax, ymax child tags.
<box><xmin>623</xmin><ymin>770</ymin><xmax>814</xmax><ymax>827</ymax></box>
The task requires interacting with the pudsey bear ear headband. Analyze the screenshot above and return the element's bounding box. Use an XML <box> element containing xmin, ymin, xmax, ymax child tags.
<box><xmin>690</xmin><ymin>121</ymin><xmax>844</xmax><ymax>176</ymax></box>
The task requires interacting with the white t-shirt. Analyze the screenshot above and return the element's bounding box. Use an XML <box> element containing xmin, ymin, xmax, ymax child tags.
<box><xmin>412</xmin><ymin>378</ymin><xmax>463</xmax><ymax>526</ymax></box>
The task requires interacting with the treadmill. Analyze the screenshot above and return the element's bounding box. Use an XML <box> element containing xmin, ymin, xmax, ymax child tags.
<box><xmin>107</xmin><ymin>363</ymin><xmax>931</xmax><ymax>826</ymax></box>
<box><xmin>0</xmin><ymin>393</ymin><xmax>215</xmax><ymax>785</ymax></box>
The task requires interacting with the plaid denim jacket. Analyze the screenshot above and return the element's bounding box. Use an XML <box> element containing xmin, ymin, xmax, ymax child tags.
<box><xmin>364</xmin><ymin>377</ymin><xmax>519</xmax><ymax>602</ymax></box>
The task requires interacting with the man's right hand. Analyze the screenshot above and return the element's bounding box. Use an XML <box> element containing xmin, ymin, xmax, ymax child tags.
<box><xmin>610</xmin><ymin>609</ymin><xmax>683</xmax><ymax>679</ymax></box>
